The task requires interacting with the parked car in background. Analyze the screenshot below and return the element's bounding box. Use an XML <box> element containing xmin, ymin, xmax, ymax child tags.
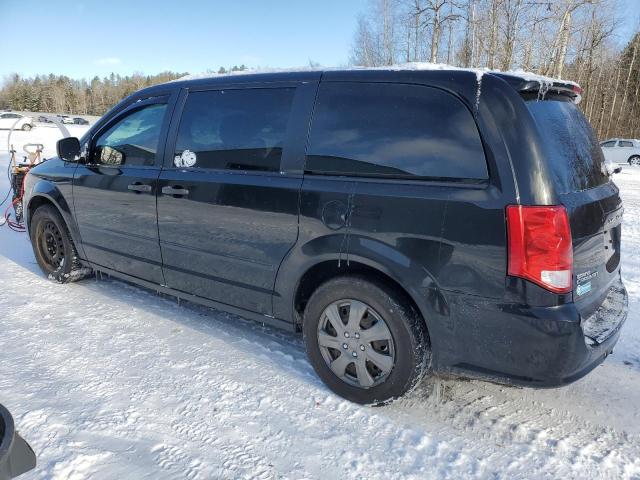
<box><xmin>55</xmin><ymin>115</ymin><xmax>74</xmax><ymax>125</ymax></box>
<box><xmin>0</xmin><ymin>112</ymin><xmax>33</xmax><ymax>130</ymax></box>
<box><xmin>73</xmin><ymin>117</ymin><xmax>89</xmax><ymax>125</ymax></box>
<box><xmin>24</xmin><ymin>69</ymin><xmax>628</xmax><ymax>405</ymax></box>
<box><xmin>601</xmin><ymin>139</ymin><xmax>640</xmax><ymax>165</ymax></box>
<box><xmin>36</xmin><ymin>115</ymin><xmax>54</xmax><ymax>124</ymax></box>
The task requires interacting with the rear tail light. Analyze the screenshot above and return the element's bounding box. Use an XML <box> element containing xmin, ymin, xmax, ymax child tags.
<box><xmin>506</xmin><ymin>205</ymin><xmax>573</xmax><ymax>293</ymax></box>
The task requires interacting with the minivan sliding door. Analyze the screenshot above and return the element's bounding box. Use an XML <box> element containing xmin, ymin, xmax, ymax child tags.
<box><xmin>157</xmin><ymin>81</ymin><xmax>317</xmax><ymax>315</ymax></box>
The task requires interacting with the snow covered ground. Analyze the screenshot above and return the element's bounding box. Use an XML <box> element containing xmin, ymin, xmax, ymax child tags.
<box><xmin>0</xmin><ymin>127</ymin><xmax>639</xmax><ymax>479</ymax></box>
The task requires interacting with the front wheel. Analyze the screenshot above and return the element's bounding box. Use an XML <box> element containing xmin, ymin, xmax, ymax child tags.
<box><xmin>30</xmin><ymin>205</ymin><xmax>91</xmax><ymax>283</ymax></box>
<box><xmin>629</xmin><ymin>155</ymin><xmax>640</xmax><ymax>166</ymax></box>
<box><xmin>21</xmin><ymin>123</ymin><xmax>32</xmax><ymax>131</ymax></box>
<box><xmin>303</xmin><ymin>276</ymin><xmax>430</xmax><ymax>405</ymax></box>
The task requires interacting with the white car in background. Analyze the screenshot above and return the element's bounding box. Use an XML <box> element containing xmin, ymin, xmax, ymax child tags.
<box><xmin>600</xmin><ymin>138</ymin><xmax>640</xmax><ymax>166</ymax></box>
<box><xmin>0</xmin><ymin>112</ymin><xmax>33</xmax><ymax>131</ymax></box>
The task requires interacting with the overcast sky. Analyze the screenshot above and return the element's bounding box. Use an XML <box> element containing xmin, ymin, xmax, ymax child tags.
<box><xmin>1</xmin><ymin>0</ymin><xmax>638</xmax><ymax>81</ymax></box>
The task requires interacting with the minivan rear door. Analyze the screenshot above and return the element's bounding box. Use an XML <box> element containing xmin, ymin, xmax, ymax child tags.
<box><xmin>526</xmin><ymin>98</ymin><xmax>623</xmax><ymax>318</ymax></box>
<box><xmin>157</xmin><ymin>79</ymin><xmax>318</xmax><ymax>315</ymax></box>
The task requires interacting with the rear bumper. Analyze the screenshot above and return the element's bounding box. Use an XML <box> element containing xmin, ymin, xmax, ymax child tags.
<box><xmin>433</xmin><ymin>279</ymin><xmax>628</xmax><ymax>387</ymax></box>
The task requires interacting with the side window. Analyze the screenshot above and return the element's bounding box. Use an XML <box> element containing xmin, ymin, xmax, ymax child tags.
<box><xmin>619</xmin><ymin>140</ymin><xmax>633</xmax><ymax>147</ymax></box>
<box><xmin>601</xmin><ymin>141</ymin><xmax>616</xmax><ymax>148</ymax></box>
<box><xmin>92</xmin><ymin>103</ymin><xmax>167</xmax><ymax>167</ymax></box>
<box><xmin>306</xmin><ymin>82</ymin><xmax>488</xmax><ymax>180</ymax></box>
<box><xmin>174</xmin><ymin>88</ymin><xmax>295</xmax><ymax>172</ymax></box>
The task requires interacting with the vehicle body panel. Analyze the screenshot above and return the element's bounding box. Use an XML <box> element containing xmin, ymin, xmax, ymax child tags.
<box><xmin>156</xmin><ymin>78</ymin><xmax>318</xmax><ymax>314</ymax></box>
<box><xmin>22</xmin><ymin>69</ymin><xmax>627</xmax><ymax>389</ymax></box>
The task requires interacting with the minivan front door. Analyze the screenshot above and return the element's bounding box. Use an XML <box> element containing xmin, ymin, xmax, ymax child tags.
<box><xmin>157</xmin><ymin>83</ymin><xmax>315</xmax><ymax>315</ymax></box>
<box><xmin>73</xmin><ymin>97</ymin><xmax>173</xmax><ymax>283</ymax></box>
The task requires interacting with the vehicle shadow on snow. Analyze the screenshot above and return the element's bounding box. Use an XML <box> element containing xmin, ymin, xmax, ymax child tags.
<box><xmin>83</xmin><ymin>273</ymin><xmax>640</xmax><ymax>444</ymax></box>
<box><xmin>82</xmin><ymin>273</ymin><xmax>319</xmax><ymax>379</ymax></box>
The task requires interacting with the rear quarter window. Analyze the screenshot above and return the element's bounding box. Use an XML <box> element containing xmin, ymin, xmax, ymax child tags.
<box><xmin>306</xmin><ymin>82</ymin><xmax>488</xmax><ymax>181</ymax></box>
<box><xmin>526</xmin><ymin>99</ymin><xmax>608</xmax><ymax>193</ymax></box>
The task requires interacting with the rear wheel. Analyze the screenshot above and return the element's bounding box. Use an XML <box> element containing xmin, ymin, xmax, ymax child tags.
<box><xmin>303</xmin><ymin>276</ymin><xmax>430</xmax><ymax>405</ymax></box>
<box><xmin>30</xmin><ymin>205</ymin><xmax>91</xmax><ymax>283</ymax></box>
<box><xmin>21</xmin><ymin>123</ymin><xmax>32</xmax><ymax>131</ymax></box>
<box><xmin>629</xmin><ymin>155</ymin><xmax>640</xmax><ymax>166</ymax></box>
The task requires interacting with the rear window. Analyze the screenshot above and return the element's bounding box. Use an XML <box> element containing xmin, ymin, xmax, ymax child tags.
<box><xmin>526</xmin><ymin>99</ymin><xmax>608</xmax><ymax>193</ymax></box>
<box><xmin>306</xmin><ymin>82</ymin><xmax>488</xmax><ymax>180</ymax></box>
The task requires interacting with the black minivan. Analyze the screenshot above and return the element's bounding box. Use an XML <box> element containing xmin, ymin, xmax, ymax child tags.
<box><xmin>24</xmin><ymin>69</ymin><xmax>627</xmax><ymax>404</ymax></box>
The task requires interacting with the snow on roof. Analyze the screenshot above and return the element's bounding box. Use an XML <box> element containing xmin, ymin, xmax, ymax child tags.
<box><xmin>175</xmin><ymin>62</ymin><xmax>579</xmax><ymax>87</ymax></box>
<box><xmin>174</xmin><ymin>62</ymin><xmax>581</xmax><ymax>105</ymax></box>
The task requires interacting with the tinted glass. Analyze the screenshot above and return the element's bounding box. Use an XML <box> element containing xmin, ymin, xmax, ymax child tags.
<box><xmin>174</xmin><ymin>88</ymin><xmax>294</xmax><ymax>172</ymax></box>
<box><xmin>601</xmin><ymin>141</ymin><xmax>616</xmax><ymax>147</ymax></box>
<box><xmin>93</xmin><ymin>103</ymin><xmax>167</xmax><ymax>167</ymax></box>
<box><xmin>306</xmin><ymin>82</ymin><xmax>488</xmax><ymax>180</ymax></box>
<box><xmin>527</xmin><ymin>99</ymin><xmax>608</xmax><ymax>193</ymax></box>
<box><xmin>619</xmin><ymin>140</ymin><xmax>633</xmax><ymax>147</ymax></box>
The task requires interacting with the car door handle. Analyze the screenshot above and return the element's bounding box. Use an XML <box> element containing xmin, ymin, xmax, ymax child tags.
<box><xmin>127</xmin><ymin>183</ymin><xmax>152</xmax><ymax>193</ymax></box>
<box><xmin>161</xmin><ymin>185</ymin><xmax>190</xmax><ymax>197</ymax></box>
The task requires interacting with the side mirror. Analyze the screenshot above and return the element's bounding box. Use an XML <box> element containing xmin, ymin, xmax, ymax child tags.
<box><xmin>56</xmin><ymin>137</ymin><xmax>81</xmax><ymax>162</ymax></box>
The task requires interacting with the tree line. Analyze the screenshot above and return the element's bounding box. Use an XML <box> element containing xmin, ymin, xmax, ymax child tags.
<box><xmin>2</xmin><ymin>0</ymin><xmax>638</xmax><ymax>141</ymax></box>
<box><xmin>351</xmin><ymin>0</ymin><xmax>640</xmax><ymax>140</ymax></box>
<box><xmin>0</xmin><ymin>65</ymin><xmax>248</xmax><ymax>117</ymax></box>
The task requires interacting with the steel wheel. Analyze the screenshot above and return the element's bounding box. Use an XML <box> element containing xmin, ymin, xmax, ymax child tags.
<box><xmin>37</xmin><ymin>220</ymin><xmax>65</xmax><ymax>269</ymax></box>
<box><xmin>317</xmin><ymin>299</ymin><xmax>395</xmax><ymax>388</ymax></box>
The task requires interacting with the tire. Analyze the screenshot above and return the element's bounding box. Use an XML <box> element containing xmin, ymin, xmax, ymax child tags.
<box><xmin>21</xmin><ymin>123</ymin><xmax>32</xmax><ymax>131</ymax></box>
<box><xmin>629</xmin><ymin>155</ymin><xmax>640</xmax><ymax>166</ymax></box>
<box><xmin>303</xmin><ymin>275</ymin><xmax>430</xmax><ymax>405</ymax></box>
<box><xmin>30</xmin><ymin>204</ymin><xmax>91</xmax><ymax>283</ymax></box>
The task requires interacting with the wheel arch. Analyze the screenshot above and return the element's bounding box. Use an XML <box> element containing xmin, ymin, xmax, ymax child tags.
<box><xmin>294</xmin><ymin>258</ymin><xmax>426</xmax><ymax>325</ymax></box>
<box><xmin>628</xmin><ymin>154</ymin><xmax>640</xmax><ymax>164</ymax></box>
<box><xmin>26</xmin><ymin>187</ymin><xmax>85</xmax><ymax>260</ymax></box>
<box><xmin>274</xmin><ymin>237</ymin><xmax>450</xmax><ymax>358</ymax></box>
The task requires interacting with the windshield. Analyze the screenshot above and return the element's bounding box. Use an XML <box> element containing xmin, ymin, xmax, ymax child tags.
<box><xmin>526</xmin><ymin>98</ymin><xmax>609</xmax><ymax>194</ymax></box>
